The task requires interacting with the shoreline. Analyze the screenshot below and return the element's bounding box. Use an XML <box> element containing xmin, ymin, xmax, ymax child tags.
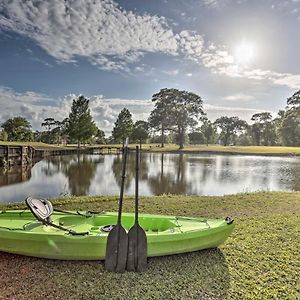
<box><xmin>1</xmin><ymin>141</ymin><xmax>300</xmax><ymax>157</ymax></box>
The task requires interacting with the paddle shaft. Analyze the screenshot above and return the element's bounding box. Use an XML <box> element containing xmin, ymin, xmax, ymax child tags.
<box><xmin>135</xmin><ymin>146</ymin><xmax>139</xmax><ymax>224</ymax></box>
<box><xmin>117</xmin><ymin>145</ymin><xmax>128</xmax><ymax>225</ymax></box>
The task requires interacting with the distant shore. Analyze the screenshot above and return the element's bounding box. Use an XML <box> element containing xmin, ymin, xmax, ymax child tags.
<box><xmin>1</xmin><ymin>141</ymin><xmax>300</xmax><ymax>157</ymax></box>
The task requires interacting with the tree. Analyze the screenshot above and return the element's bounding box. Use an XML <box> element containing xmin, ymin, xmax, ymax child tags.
<box><xmin>1</xmin><ymin>117</ymin><xmax>33</xmax><ymax>141</ymax></box>
<box><xmin>280</xmin><ymin>112</ymin><xmax>300</xmax><ymax>146</ymax></box>
<box><xmin>0</xmin><ymin>130</ymin><xmax>8</xmax><ymax>141</ymax></box>
<box><xmin>279</xmin><ymin>91</ymin><xmax>300</xmax><ymax>146</ymax></box>
<box><xmin>111</xmin><ymin>108</ymin><xmax>133</xmax><ymax>146</ymax></box>
<box><xmin>131</xmin><ymin>120</ymin><xmax>149</xmax><ymax>149</ymax></box>
<box><xmin>66</xmin><ymin>96</ymin><xmax>97</xmax><ymax>147</ymax></box>
<box><xmin>95</xmin><ymin>128</ymin><xmax>106</xmax><ymax>144</ymax></box>
<box><xmin>287</xmin><ymin>90</ymin><xmax>300</xmax><ymax>109</ymax></box>
<box><xmin>250</xmin><ymin>112</ymin><xmax>277</xmax><ymax>146</ymax></box>
<box><xmin>188</xmin><ymin>131</ymin><xmax>205</xmax><ymax>144</ymax></box>
<box><xmin>214</xmin><ymin>116</ymin><xmax>248</xmax><ymax>146</ymax></box>
<box><xmin>41</xmin><ymin>118</ymin><xmax>57</xmax><ymax>132</ymax></box>
<box><xmin>148</xmin><ymin>92</ymin><xmax>174</xmax><ymax>148</ymax></box>
<box><xmin>200</xmin><ymin>120</ymin><xmax>216</xmax><ymax>146</ymax></box>
<box><xmin>149</xmin><ymin>88</ymin><xmax>205</xmax><ymax>149</ymax></box>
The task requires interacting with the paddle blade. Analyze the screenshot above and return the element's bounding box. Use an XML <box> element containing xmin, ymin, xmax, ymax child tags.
<box><xmin>127</xmin><ymin>224</ymin><xmax>148</xmax><ymax>272</ymax></box>
<box><xmin>105</xmin><ymin>225</ymin><xmax>128</xmax><ymax>273</ymax></box>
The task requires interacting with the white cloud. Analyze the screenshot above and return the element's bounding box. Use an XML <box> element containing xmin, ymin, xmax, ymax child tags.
<box><xmin>204</xmin><ymin>103</ymin><xmax>272</xmax><ymax>122</ymax></box>
<box><xmin>1</xmin><ymin>0</ymin><xmax>299</xmax><ymax>88</ymax></box>
<box><xmin>223</xmin><ymin>93</ymin><xmax>255</xmax><ymax>101</ymax></box>
<box><xmin>0</xmin><ymin>0</ymin><xmax>178</xmax><ymax>71</ymax></box>
<box><xmin>0</xmin><ymin>87</ymin><xmax>154</xmax><ymax>135</ymax></box>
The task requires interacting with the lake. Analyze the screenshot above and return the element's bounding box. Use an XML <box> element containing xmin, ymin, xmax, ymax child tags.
<box><xmin>0</xmin><ymin>152</ymin><xmax>300</xmax><ymax>203</ymax></box>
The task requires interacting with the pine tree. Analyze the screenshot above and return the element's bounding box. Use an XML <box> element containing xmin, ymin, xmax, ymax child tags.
<box><xmin>66</xmin><ymin>96</ymin><xmax>97</xmax><ymax>147</ymax></box>
<box><xmin>112</xmin><ymin>108</ymin><xmax>133</xmax><ymax>146</ymax></box>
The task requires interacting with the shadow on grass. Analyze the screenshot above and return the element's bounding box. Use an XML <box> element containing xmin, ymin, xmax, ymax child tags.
<box><xmin>0</xmin><ymin>248</ymin><xmax>230</xmax><ymax>299</ymax></box>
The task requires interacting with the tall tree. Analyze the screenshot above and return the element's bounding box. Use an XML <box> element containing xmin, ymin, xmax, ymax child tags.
<box><xmin>41</xmin><ymin>118</ymin><xmax>57</xmax><ymax>132</ymax></box>
<box><xmin>250</xmin><ymin>112</ymin><xmax>277</xmax><ymax>146</ymax></box>
<box><xmin>131</xmin><ymin>120</ymin><xmax>149</xmax><ymax>149</ymax></box>
<box><xmin>287</xmin><ymin>90</ymin><xmax>300</xmax><ymax>109</ymax></box>
<box><xmin>214</xmin><ymin>116</ymin><xmax>248</xmax><ymax>146</ymax></box>
<box><xmin>148</xmin><ymin>91</ymin><xmax>174</xmax><ymax>147</ymax></box>
<box><xmin>279</xmin><ymin>91</ymin><xmax>300</xmax><ymax>146</ymax></box>
<box><xmin>200</xmin><ymin>120</ymin><xmax>216</xmax><ymax>146</ymax></box>
<box><xmin>149</xmin><ymin>88</ymin><xmax>205</xmax><ymax>149</ymax></box>
<box><xmin>1</xmin><ymin>117</ymin><xmax>33</xmax><ymax>141</ymax></box>
<box><xmin>111</xmin><ymin>108</ymin><xmax>133</xmax><ymax>146</ymax></box>
<box><xmin>66</xmin><ymin>96</ymin><xmax>97</xmax><ymax>147</ymax></box>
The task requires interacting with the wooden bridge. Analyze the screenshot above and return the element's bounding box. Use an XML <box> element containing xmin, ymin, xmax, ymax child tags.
<box><xmin>0</xmin><ymin>145</ymin><xmax>123</xmax><ymax>169</ymax></box>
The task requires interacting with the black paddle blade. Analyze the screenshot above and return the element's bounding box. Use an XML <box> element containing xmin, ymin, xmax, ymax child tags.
<box><xmin>105</xmin><ymin>225</ymin><xmax>128</xmax><ymax>273</ymax></box>
<box><xmin>127</xmin><ymin>224</ymin><xmax>148</xmax><ymax>272</ymax></box>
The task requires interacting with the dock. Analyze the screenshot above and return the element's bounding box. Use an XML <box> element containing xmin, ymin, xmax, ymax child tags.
<box><xmin>0</xmin><ymin>145</ymin><xmax>123</xmax><ymax>169</ymax></box>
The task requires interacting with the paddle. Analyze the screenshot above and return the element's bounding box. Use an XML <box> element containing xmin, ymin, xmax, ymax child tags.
<box><xmin>105</xmin><ymin>139</ymin><xmax>129</xmax><ymax>273</ymax></box>
<box><xmin>127</xmin><ymin>146</ymin><xmax>148</xmax><ymax>272</ymax></box>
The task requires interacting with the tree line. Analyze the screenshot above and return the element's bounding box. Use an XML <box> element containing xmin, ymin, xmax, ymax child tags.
<box><xmin>0</xmin><ymin>89</ymin><xmax>299</xmax><ymax>148</ymax></box>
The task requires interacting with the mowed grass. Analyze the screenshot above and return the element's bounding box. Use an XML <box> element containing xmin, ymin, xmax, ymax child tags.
<box><xmin>139</xmin><ymin>144</ymin><xmax>300</xmax><ymax>156</ymax></box>
<box><xmin>0</xmin><ymin>192</ymin><xmax>299</xmax><ymax>299</ymax></box>
<box><xmin>1</xmin><ymin>141</ymin><xmax>300</xmax><ymax>155</ymax></box>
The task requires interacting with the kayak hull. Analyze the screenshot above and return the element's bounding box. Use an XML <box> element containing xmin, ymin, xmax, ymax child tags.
<box><xmin>0</xmin><ymin>211</ymin><xmax>234</xmax><ymax>260</ymax></box>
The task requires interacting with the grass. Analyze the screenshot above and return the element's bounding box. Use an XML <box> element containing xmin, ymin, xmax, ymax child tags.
<box><xmin>0</xmin><ymin>192</ymin><xmax>299</xmax><ymax>299</ymax></box>
<box><xmin>2</xmin><ymin>141</ymin><xmax>300</xmax><ymax>156</ymax></box>
<box><xmin>139</xmin><ymin>144</ymin><xmax>300</xmax><ymax>156</ymax></box>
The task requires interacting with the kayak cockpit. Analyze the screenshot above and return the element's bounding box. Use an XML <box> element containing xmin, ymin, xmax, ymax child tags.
<box><xmin>55</xmin><ymin>214</ymin><xmax>178</xmax><ymax>233</ymax></box>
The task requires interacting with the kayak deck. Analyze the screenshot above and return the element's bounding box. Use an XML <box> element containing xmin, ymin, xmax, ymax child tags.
<box><xmin>0</xmin><ymin>210</ymin><xmax>234</xmax><ymax>260</ymax></box>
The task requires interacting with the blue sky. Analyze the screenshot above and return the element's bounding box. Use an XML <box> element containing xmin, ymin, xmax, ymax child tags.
<box><xmin>0</xmin><ymin>0</ymin><xmax>300</xmax><ymax>134</ymax></box>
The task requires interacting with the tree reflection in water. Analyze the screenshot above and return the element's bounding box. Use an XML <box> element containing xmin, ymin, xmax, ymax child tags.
<box><xmin>112</xmin><ymin>151</ymin><xmax>149</xmax><ymax>191</ymax></box>
<box><xmin>148</xmin><ymin>153</ymin><xmax>188</xmax><ymax>195</ymax></box>
<box><xmin>42</xmin><ymin>155</ymin><xmax>104</xmax><ymax>196</ymax></box>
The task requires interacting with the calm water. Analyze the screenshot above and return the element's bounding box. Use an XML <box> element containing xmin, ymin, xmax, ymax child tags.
<box><xmin>1</xmin><ymin>153</ymin><xmax>300</xmax><ymax>203</ymax></box>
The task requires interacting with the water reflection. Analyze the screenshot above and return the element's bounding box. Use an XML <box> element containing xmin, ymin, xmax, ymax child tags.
<box><xmin>0</xmin><ymin>166</ymin><xmax>32</xmax><ymax>187</ymax></box>
<box><xmin>0</xmin><ymin>153</ymin><xmax>300</xmax><ymax>203</ymax></box>
<box><xmin>41</xmin><ymin>155</ymin><xmax>104</xmax><ymax>196</ymax></box>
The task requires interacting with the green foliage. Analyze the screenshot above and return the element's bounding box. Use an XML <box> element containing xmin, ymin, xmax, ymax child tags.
<box><xmin>287</xmin><ymin>90</ymin><xmax>300</xmax><ymax>109</ymax></box>
<box><xmin>41</xmin><ymin>118</ymin><xmax>58</xmax><ymax>132</ymax></box>
<box><xmin>280</xmin><ymin>111</ymin><xmax>300</xmax><ymax>146</ymax></box>
<box><xmin>112</xmin><ymin>108</ymin><xmax>133</xmax><ymax>145</ymax></box>
<box><xmin>250</xmin><ymin>112</ymin><xmax>277</xmax><ymax>146</ymax></box>
<box><xmin>1</xmin><ymin>116</ymin><xmax>33</xmax><ymax>141</ymax></box>
<box><xmin>188</xmin><ymin>131</ymin><xmax>205</xmax><ymax>144</ymax></box>
<box><xmin>200</xmin><ymin>120</ymin><xmax>216</xmax><ymax>145</ymax></box>
<box><xmin>131</xmin><ymin>120</ymin><xmax>149</xmax><ymax>148</ymax></box>
<box><xmin>66</xmin><ymin>96</ymin><xmax>97</xmax><ymax>147</ymax></box>
<box><xmin>0</xmin><ymin>130</ymin><xmax>8</xmax><ymax>141</ymax></box>
<box><xmin>149</xmin><ymin>88</ymin><xmax>205</xmax><ymax>149</ymax></box>
<box><xmin>214</xmin><ymin>116</ymin><xmax>248</xmax><ymax>146</ymax></box>
<box><xmin>95</xmin><ymin>128</ymin><xmax>106</xmax><ymax>144</ymax></box>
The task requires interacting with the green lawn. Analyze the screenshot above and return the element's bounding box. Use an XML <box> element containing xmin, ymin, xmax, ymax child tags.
<box><xmin>0</xmin><ymin>192</ymin><xmax>299</xmax><ymax>299</ymax></box>
<box><xmin>1</xmin><ymin>141</ymin><xmax>300</xmax><ymax>155</ymax></box>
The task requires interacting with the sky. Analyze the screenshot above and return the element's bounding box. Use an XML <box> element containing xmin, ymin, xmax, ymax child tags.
<box><xmin>0</xmin><ymin>0</ymin><xmax>300</xmax><ymax>135</ymax></box>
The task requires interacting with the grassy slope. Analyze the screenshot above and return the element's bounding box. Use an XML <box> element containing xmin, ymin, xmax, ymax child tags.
<box><xmin>0</xmin><ymin>192</ymin><xmax>299</xmax><ymax>300</ymax></box>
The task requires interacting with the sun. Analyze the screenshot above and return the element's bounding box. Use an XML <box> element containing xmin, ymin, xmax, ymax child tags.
<box><xmin>234</xmin><ymin>42</ymin><xmax>255</xmax><ymax>65</ymax></box>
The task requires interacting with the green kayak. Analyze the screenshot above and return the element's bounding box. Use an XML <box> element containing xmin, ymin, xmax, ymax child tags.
<box><xmin>0</xmin><ymin>209</ymin><xmax>234</xmax><ymax>260</ymax></box>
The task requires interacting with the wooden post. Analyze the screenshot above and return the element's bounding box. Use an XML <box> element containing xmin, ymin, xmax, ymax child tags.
<box><xmin>21</xmin><ymin>146</ymin><xmax>24</xmax><ymax>166</ymax></box>
<box><xmin>6</xmin><ymin>146</ymin><xmax>9</xmax><ymax>167</ymax></box>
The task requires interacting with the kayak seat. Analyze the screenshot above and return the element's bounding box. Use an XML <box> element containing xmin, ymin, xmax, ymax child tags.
<box><xmin>25</xmin><ymin>197</ymin><xmax>53</xmax><ymax>223</ymax></box>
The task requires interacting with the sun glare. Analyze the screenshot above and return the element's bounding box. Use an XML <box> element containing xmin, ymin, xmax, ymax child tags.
<box><xmin>234</xmin><ymin>42</ymin><xmax>255</xmax><ymax>65</ymax></box>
